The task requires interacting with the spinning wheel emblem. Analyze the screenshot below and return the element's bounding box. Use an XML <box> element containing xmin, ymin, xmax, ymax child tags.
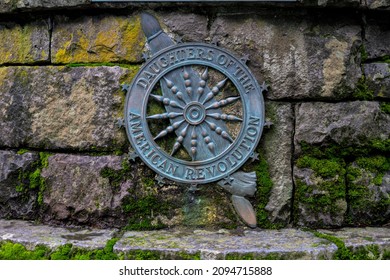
<box><xmin>124</xmin><ymin>43</ymin><xmax>265</xmax><ymax>185</ymax></box>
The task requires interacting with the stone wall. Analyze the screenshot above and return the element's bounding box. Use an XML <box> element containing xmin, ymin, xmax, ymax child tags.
<box><xmin>0</xmin><ymin>0</ymin><xmax>389</xmax><ymax>229</ymax></box>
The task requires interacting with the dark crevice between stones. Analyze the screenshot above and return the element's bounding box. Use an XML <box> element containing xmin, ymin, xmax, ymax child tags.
<box><xmin>289</xmin><ymin>103</ymin><xmax>297</xmax><ymax>225</ymax></box>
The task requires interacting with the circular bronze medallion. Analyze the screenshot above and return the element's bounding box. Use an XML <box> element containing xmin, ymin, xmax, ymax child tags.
<box><xmin>125</xmin><ymin>43</ymin><xmax>264</xmax><ymax>185</ymax></box>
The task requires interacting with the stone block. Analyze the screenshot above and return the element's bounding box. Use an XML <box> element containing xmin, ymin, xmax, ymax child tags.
<box><xmin>51</xmin><ymin>14</ymin><xmax>144</xmax><ymax>64</ymax></box>
<box><xmin>40</xmin><ymin>154</ymin><xmax>133</xmax><ymax>228</ymax></box>
<box><xmin>0</xmin><ymin>150</ymin><xmax>39</xmax><ymax>219</ymax></box>
<box><xmin>210</xmin><ymin>12</ymin><xmax>362</xmax><ymax>100</ymax></box>
<box><xmin>0</xmin><ymin>219</ymin><xmax>116</xmax><ymax>250</ymax></box>
<box><xmin>0</xmin><ymin>66</ymin><xmax>136</xmax><ymax>151</ymax></box>
<box><xmin>0</xmin><ymin>20</ymin><xmax>49</xmax><ymax>64</ymax></box>
<box><xmin>114</xmin><ymin>228</ymin><xmax>337</xmax><ymax>260</ymax></box>
<box><xmin>294</xmin><ymin>101</ymin><xmax>390</xmax><ymax>150</ymax></box>
<box><xmin>259</xmin><ymin>102</ymin><xmax>294</xmax><ymax>226</ymax></box>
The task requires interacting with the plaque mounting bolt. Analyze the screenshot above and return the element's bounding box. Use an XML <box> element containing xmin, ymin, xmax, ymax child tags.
<box><xmin>142</xmin><ymin>52</ymin><xmax>150</xmax><ymax>61</ymax></box>
<box><xmin>250</xmin><ymin>152</ymin><xmax>259</xmax><ymax>162</ymax></box>
<box><xmin>260</xmin><ymin>81</ymin><xmax>269</xmax><ymax>93</ymax></box>
<box><xmin>128</xmin><ymin>151</ymin><xmax>139</xmax><ymax>162</ymax></box>
<box><xmin>156</xmin><ymin>175</ymin><xmax>166</xmax><ymax>186</ymax></box>
<box><xmin>264</xmin><ymin>121</ymin><xmax>273</xmax><ymax>129</ymax></box>
<box><xmin>175</xmin><ymin>36</ymin><xmax>183</xmax><ymax>44</ymax></box>
<box><xmin>240</xmin><ymin>54</ymin><xmax>250</xmax><ymax>64</ymax></box>
<box><xmin>121</xmin><ymin>84</ymin><xmax>130</xmax><ymax>92</ymax></box>
<box><xmin>220</xmin><ymin>175</ymin><xmax>234</xmax><ymax>186</ymax></box>
<box><xmin>116</xmin><ymin>118</ymin><xmax>125</xmax><ymax>129</ymax></box>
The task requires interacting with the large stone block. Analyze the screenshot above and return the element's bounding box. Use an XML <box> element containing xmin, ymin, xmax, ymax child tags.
<box><xmin>294</xmin><ymin>101</ymin><xmax>390</xmax><ymax>150</ymax></box>
<box><xmin>0</xmin><ymin>19</ymin><xmax>49</xmax><ymax>64</ymax></box>
<box><xmin>0</xmin><ymin>150</ymin><xmax>39</xmax><ymax>219</ymax></box>
<box><xmin>210</xmin><ymin>12</ymin><xmax>362</xmax><ymax>100</ymax></box>
<box><xmin>40</xmin><ymin>154</ymin><xmax>132</xmax><ymax>228</ymax></box>
<box><xmin>0</xmin><ymin>66</ymin><xmax>136</xmax><ymax>151</ymax></box>
<box><xmin>259</xmin><ymin>102</ymin><xmax>294</xmax><ymax>226</ymax></box>
<box><xmin>51</xmin><ymin>14</ymin><xmax>144</xmax><ymax>64</ymax></box>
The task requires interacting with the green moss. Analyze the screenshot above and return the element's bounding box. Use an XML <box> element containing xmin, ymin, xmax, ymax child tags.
<box><xmin>353</xmin><ymin>76</ymin><xmax>374</xmax><ymax>100</ymax></box>
<box><xmin>0</xmin><ymin>242</ymin><xmax>49</xmax><ymax>260</ymax></box>
<box><xmin>359</xmin><ymin>44</ymin><xmax>368</xmax><ymax>63</ymax></box>
<box><xmin>0</xmin><ymin>238</ymin><xmax>120</xmax><ymax>260</ymax></box>
<box><xmin>16</xmin><ymin>148</ymin><xmax>30</xmax><ymax>155</ymax></box>
<box><xmin>312</xmin><ymin>231</ymin><xmax>385</xmax><ymax>260</ymax></box>
<box><xmin>241</xmin><ymin>147</ymin><xmax>282</xmax><ymax>229</ymax></box>
<box><xmin>297</xmin><ymin>156</ymin><xmax>343</xmax><ymax>178</ymax></box>
<box><xmin>294</xmin><ymin>156</ymin><xmax>346</xmax><ymax>226</ymax></box>
<box><xmin>100</xmin><ymin>159</ymin><xmax>134</xmax><ymax>190</ymax></box>
<box><xmin>380</xmin><ymin>102</ymin><xmax>390</xmax><ymax>114</ymax></box>
<box><xmin>125</xmin><ymin>250</ymin><xmax>162</xmax><ymax>260</ymax></box>
<box><xmin>122</xmin><ymin>194</ymin><xmax>170</xmax><ymax>230</ymax></box>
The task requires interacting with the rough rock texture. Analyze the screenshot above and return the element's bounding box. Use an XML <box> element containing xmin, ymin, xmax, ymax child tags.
<box><xmin>364</xmin><ymin>14</ymin><xmax>390</xmax><ymax>59</ymax></box>
<box><xmin>0</xmin><ymin>19</ymin><xmax>50</xmax><ymax>65</ymax></box>
<box><xmin>293</xmin><ymin>161</ymin><xmax>347</xmax><ymax>227</ymax></box>
<box><xmin>347</xmin><ymin>161</ymin><xmax>390</xmax><ymax>226</ymax></box>
<box><xmin>0</xmin><ymin>219</ymin><xmax>116</xmax><ymax>250</ymax></box>
<box><xmin>0</xmin><ymin>1</ymin><xmax>90</xmax><ymax>14</ymax></box>
<box><xmin>0</xmin><ymin>151</ymin><xmax>39</xmax><ymax>219</ymax></box>
<box><xmin>160</xmin><ymin>12</ymin><xmax>208</xmax><ymax>43</ymax></box>
<box><xmin>364</xmin><ymin>63</ymin><xmax>390</xmax><ymax>99</ymax></box>
<box><xmin>294</xmin><ymin>101</ymin><xmax>390</xmax><ymax>151</ymax></box>
<box><xmin>0</xmin><ymin>66</ymin><xmax>135</xmax><ymax>151</ymax></box>
<box><xmin>41</xmin><ymin>154</ymin><xmax>132</xmax><ymax>228</ymax></box>
<box><xmin>365</xmin><ymin>0</ymin><xmax>390</xmax><ymax>10</ymax></box>
<box><xmin>115</xmin><ymin>228</ymin><xmax>337</xmax><ymax>260</ymax></box>
<box><xmin>319</xmin><ymin>227</ymin><xmax>390</xmax><ymax>259</ymax></box>
<box><xmin>210</xmin><ymin>12</ymin><xmax>362</xmax><ymax>100</ymax></box>
<box><xmin>259</xmin><ymin>102</ymin><xmax>294</xmax><ymax>226</ymax></box>
<box><xmin>51</xmin><ymin>14</ymin><xmax>144</xmax><ymax>64</ymax></box>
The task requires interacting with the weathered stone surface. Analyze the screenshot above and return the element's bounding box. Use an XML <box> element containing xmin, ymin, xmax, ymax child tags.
<box><xmin>210</xmin><ymin>12</ymin><xmax>362</xmax><ymax>100</ymax></box>
<box><xmin>365</xmin><ymin>15</ymin><xmax>390</xmax><ymax>59</ymax></box>
<box><xmin>0</xmin><ymin>20</ymin><xmax>49</xmax><ymax>65</ymax></box>
<box><xmin>0</xmin><ymin>0</ymin><xmax>89</xmax><ymax>14</ymax></box>
<box><xmin>259</xmin><ymin>102</ymin><xmax>294</xmax><ymax>226</ymax></box>
<box><xmin>114</xmin><ymin>228</ymin><xmax>337</xmax><ymax>260</ymax></box>
<box><xmin>364</xmin><ymin>63</ymin><xmax>390</xmax><ymax>99</ymax></box>
<box><xmin>0</xmin><ymin>66</ymin><xmax>135</xmax><ymax>151</ymax></box>
<box><xmin>0</xmin><ymin>151</ymin><xmax>39</xmax><ymax>219</ymax></box>
<box><xmin>160</xmin><ymin>13</ymin><xmax>208</xmax><ymax>43</ymax></box>
<box><xmin>293</xmin><ymin>160</ymin><xmax>347</xmax><ymax>228</ymax></box>
<box><xmin>41</xmin><ymin>154</ymin><xmax>132</xmax><ymax>228</ymax></box>
<box><xmin>0</xmin><ymin>219</ymin><xmax>116</xmax><ymax>250</ymax></box>
<box><xmin>347</xmin><ymin>161</ymin><xmax>390</xmax><ymax>226</ymax></box>
<box><xmin>319</xmin><ymin>227</ymin><xmax>390</xmax><ymax>259</ymax></box>
<box><xmin>51</xmin><ymin>14</ymin><xmax>144</xmax><ymax>64</ymax></box>
<box><xmin>294</xmin><ymin>101</ymin><xmax>390</xmax><ymax>151</ymax></box>
<box><xmin>365</xmin><ymin>0</ymin><xmax>390</xmax><ymax>10</ymax></box>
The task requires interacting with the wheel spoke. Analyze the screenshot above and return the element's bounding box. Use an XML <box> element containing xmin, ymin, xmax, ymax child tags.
<box><xmin>154</xmin><ymin>120</ymin><xmax>185</xmax><ymax>141</ymax></box>
<box><xmin>205</xmin><ymin>96</ymin><xmax>240</xmax><ymax>110</ymax></box>
<box><xmin>207</xmin><ymin>113</ymin><xmax>242</xmax><ymax>122</ymax></box>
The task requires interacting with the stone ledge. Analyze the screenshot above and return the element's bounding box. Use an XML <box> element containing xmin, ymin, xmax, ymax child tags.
<box><xmin>1</xmin><ymin>219</ymin><xmax>389</xmax><ymax>259</ymax></box>
<box><xmin>0</xmin><ymin>219</ymin><xmax>117</xmax><ymax>250</ymax></box>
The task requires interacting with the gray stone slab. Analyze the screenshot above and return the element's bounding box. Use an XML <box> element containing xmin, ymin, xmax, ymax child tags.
<box><xmin>0</xmin><ymin>219</ymin><xmax>117</xmax><ymax>250</ymax></box>
<box><xmin>319</xmin><ymin>227</ymin><xmax>390</xmax><ymax>254</ymax></box>
<box><xmin>114</xmin><ymin>228</ymin><xmax>338</xmax><ymax>259</ymax></box>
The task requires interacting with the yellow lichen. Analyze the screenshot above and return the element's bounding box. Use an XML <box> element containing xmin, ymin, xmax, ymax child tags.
<box><xmin>52</xmin><ymin>15</ymin><xmax>144</xmax><ymax>64</ymax></box>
